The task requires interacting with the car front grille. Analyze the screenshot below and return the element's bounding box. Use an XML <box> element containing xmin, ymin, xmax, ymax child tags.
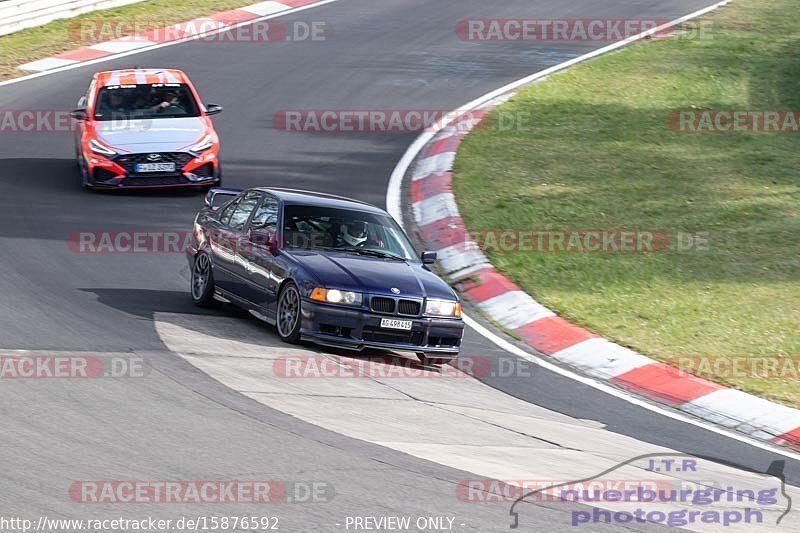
<box><xmin>370</xmin><ymin>296</ymin><xmax>422</xmax><ymax>316</ymax></box>
<box><xmin>113</xmin><ymin>153</ymin><xmax>194</xmax><ymax>174</ymax></box>
<box><xmin>397</xmin><ymin>299</ymin><xmax>421</xmax><ymax>316</ymax></box>
<box><xmin>362</xmin><ymin>326</ymin><xmax>424</xmax><ymax>346</ymax></box>
<box><xmin>370</xmin><ymin>297</ymin><xmax>396</xmax><ymax>314</ymax></box>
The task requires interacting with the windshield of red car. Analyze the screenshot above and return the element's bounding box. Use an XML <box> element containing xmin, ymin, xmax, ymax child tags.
<box><xmin>94</xmin><ymin>83</ymin><xmax>200</xmax><ymax>121</ymax></box>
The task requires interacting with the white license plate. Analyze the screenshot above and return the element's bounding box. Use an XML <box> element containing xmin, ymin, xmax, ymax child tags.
<box><xmin>380</xmin><ymin>318</ymin><xmax>413</xmax><ymax>331</ymax></box>
<box><xmin>135</xmin><ymin>162</ymin><xmax>176</xmax><ymax>173</ymax></box>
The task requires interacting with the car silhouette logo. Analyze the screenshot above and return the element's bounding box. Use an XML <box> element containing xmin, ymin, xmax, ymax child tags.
<box><xmin>390</xmin><ymin>288</ymin><xmax>401</xmax><ymax>294</ymax></box>
<box><xmin>147</xmin><ymin>154</ymin><xmax>162</xmax><ymax>161</ymax></box>
<box><xmin>509</xmin><ymin>452</ymin><xmax>791</xmax><ymax>529</ymax></box>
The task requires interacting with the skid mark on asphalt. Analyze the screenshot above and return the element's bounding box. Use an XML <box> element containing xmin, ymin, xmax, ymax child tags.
<box><xmin>153</xmin><ymin>312</ymin><xmax>800</xmax><ymax>531</ymax></box>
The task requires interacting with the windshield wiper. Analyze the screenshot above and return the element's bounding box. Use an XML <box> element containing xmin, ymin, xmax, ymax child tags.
<box><xmin>335</xmin><ymin>247</ymin><xmax>407</xmax><ymax>261</ymax></box>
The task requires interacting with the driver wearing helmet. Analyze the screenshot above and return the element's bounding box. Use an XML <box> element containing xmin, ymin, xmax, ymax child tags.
<box><xmin>338</xmin><ymin>220</ymin><xmax>370</xmax><ymax>248</ymax></box>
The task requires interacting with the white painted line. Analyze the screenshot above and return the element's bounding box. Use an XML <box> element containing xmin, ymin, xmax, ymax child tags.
<box><xmin>412</xmin><ymin>192</ymin><xmax>459</xmax><ymax>226</ymax></box>
<box><xmin>0</xmin><ymin>0</ymin><xmax>343</xmax><ymax>88</ymax></box>
<box><xmin>240</xmin><ymin>1</ymin><xmax>291</xmax><ymax>16</ymax></box>
<box><xmin>552</xmin><ymin>338</ymin><xmax>652</xmax><ymax>379</ymax></box>
<box><xmin>18</xmin><ymin>57</ymin><xmax>77</xmax><ymax>72</ymax></box>
<box><xmin>411</xmin><ymin>151</ymin><xmax>455</xmax><ymax>181</ymax></box>
<box><xmin>476</xmin><ymin>291</ymin><xmax>555</xmax><ymax>330</ymax></box>
<box><xmin>385</xmin><ymin>0</ymin><xmax>800</xmax><ymax>458</ymax></box>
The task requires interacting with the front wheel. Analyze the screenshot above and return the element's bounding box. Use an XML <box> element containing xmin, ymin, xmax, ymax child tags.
<box><xmin>77</xmin><ymin>156</ymin><xmax>92</xmax><ymax>190</ymax></box>
<box><xmin>191</xmin><ymin>252</ymin><xmax>216</xmax><ymax>307</ymax></box>
<box><xmin>277</xmin><ymin>282</ymin><xmax>302</xmax><ymax>344</ymax></box>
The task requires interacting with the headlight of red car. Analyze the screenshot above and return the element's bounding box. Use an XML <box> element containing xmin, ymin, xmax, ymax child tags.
<box><xmin>89</xmin><ymin>138</ymin><xmax>117</xmax><ymax>157</ymax></box>
<box><xmin>190</xmin><ymin>134</ymin><xmax>216</xmax><ymax>153</ymax></box>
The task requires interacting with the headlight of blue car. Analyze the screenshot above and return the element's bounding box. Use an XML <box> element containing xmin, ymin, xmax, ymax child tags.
<box><xmin>310</xmin><ymin>287</ymin><xmax>363</xmax><ymax>306</ymax></box>
<box><xmin>425</xmin><ymin>299</ymin><xmax>462</xmax><ymax>318</ymax></box>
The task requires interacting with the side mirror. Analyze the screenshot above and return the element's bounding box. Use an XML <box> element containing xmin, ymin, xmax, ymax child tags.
<box><xmin>421</xmin><ymin>251</ymin><xmax>437</xmax><ymax>264</ymax></box>
<box><xmin>249</xmin><ymin>229</ymin><xmax>276</xmax><ymax>251</ymax></box>
<box><xmin>70</xmin><ymin>108</ymin><xmax>88</xmax><ymax>121</ymax></box>
<box><xmin>205</xmin><ymin>103</ymin><xmax>223</xmax><ymax>116</ymax></box>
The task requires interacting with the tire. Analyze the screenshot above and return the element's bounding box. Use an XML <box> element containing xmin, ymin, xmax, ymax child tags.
<box><xmin>191</xmin><ymin>252</ymin><xmax>216</xmax><ymax>307</ymax></box>
<box><xmin>276</xmin><ymin>282</ymin><xmax>302</xmax><ymax>344</ymax></box>
<box><xmin>78</xmin><ymin>156</ymin><xmax>92</xmax><ymax>190</ymax></box>
<box><xmin>417</xmin><ymin>354</ymin><xmax>454</xmax><ymax>367</ymax></box>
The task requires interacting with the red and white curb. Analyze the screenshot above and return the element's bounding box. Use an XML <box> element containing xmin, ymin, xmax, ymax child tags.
<box><xmin>18</xmin><ymin>0</ymin><xmax>321</xmax><ymax>72</ymax></box>
<box><xmin>404</xmin><ymin>1</ymin><xmax>800</xmax><ymax>451</ymax></box>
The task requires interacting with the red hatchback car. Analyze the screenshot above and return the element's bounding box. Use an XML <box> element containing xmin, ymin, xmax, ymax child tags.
<box><xmin>71</xmin><ymin>68</ymin><xmax>222</xmax><ymax>190</ymax></box>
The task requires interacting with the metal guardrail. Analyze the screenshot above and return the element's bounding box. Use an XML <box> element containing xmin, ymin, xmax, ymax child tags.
<box><xmin>0</xmin><ymin>0</ymin><xmax>147</xmax><ymax>37</ymax></box>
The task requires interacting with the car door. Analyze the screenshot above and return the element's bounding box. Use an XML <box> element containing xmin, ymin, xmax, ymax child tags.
<box><xmin>206</xmin><ymin>196</ymin><xmax>240</xmax><ymax>291</ymax></box>
<box><xmin>224</xmin><ymin>191</ymin><xmax>263</xmax><ymax>297</ymax></box>
<box><xmin>207</xmin><ymin>191</ymin><xmax>261</xmax><ymax>294</ymax></box>
<box><xmin>238</xmin><ymin>194</ymin><xmax>280</xmax><ymax>310</ymax></box>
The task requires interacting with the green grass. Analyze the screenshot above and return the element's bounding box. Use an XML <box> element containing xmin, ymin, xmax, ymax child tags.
<box><xmin>0</xmin><ymin>0</ymin><xmax>259</xmax><ymax>80</ymax></box>
<box><xmin>452</xmin><ymin>0</ymin><xmax>800</xmax><ymax>407</ymax></box>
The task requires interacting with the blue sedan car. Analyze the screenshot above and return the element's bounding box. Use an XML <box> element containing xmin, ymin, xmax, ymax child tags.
<box><xmin>188</xmin><ymin>187</ymin><xmax>464</xmax><ymax>364</ymax></box>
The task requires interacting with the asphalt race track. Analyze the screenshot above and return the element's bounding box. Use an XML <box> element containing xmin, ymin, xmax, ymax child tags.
<box><xmin>1</xmin><ymin>0</ymin><xmax>799</xmax><ymax>531</ymax></box>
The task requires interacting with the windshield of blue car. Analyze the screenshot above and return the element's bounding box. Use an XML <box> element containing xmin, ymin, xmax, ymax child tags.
<box><xmin>282</xmin><ymin>205</ymin><xmax>419</xmax><ymax>262</ymax></box>
<box><xmin>94</xmin><ymin>83</ymin><xmax>200</xmax><ymax>121</ymax></box>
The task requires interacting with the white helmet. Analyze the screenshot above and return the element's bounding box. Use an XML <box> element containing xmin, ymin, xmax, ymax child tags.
<box><xmin>342</xmin><ymin>221</ymin><xmax>368</xmax><ymax>246</ymax></box>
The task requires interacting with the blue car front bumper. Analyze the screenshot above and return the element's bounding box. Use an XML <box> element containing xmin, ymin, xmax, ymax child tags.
<box><xmin>300</xmin><ymin>300</ymin><xmax>463</xmax><ymax>357</ymax></box>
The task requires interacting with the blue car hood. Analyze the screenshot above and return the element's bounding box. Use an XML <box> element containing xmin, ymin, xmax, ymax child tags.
<box><xmin>95</xmin><ymin>117</ymin><xmax>205</xmax><ymax>153</ymax></box>
<box><xmin>290</xmin><ymin>251</ymin><xmax>457</xmax><ymax>301</ymax></box>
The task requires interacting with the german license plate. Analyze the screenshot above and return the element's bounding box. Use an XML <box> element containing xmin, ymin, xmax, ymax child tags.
<box><xmin>380</xmin><ymin>318</ymin><xmax>413</xmax><ymax>331</ymax></box>
<box><xmin>135</xmin><ymin>162</ymin><xmax>175</xmax><ymax>173</ymax></box>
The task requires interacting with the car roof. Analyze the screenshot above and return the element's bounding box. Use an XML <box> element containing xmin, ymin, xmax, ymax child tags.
<box><xmin>94</xmin><ymin>69</ymin><xmax>189</xmax><ymax>87</ymax></box>
<box><xmin>251</xmin><ymin>188</ymin><xmax>388</xmax><ymax>215</ymax></box>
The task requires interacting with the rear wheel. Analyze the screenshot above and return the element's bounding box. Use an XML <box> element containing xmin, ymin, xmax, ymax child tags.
<box><xmin>277</xmin><ymin>282</ymin><xmax>302</xmax><ymax>344</ymax></box>
<box><xmin>191</xmin><ymin>252</ymin><xmax>216</xmax><ymax>307</ymax></box>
